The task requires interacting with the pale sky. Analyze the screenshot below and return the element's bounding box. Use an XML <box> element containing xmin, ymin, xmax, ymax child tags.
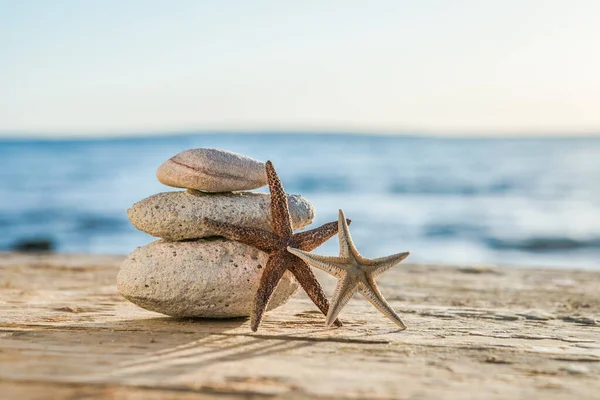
<box><xmin>1</xmin><ymin>0</ymin><xmax>599</xmax><ymax>138</ymax></box>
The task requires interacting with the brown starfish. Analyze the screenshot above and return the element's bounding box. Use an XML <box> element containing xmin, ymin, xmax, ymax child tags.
<box><xmin>203</xmin><ymin>161</ymin><xmax>348</xmax><ymax>331</ymax></box>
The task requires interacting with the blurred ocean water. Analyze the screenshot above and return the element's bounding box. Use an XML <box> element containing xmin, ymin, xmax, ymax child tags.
<box><xmin>1</xmin><ymin>133</ymin><xmax>599</xmax><ymax>269</ymax></box>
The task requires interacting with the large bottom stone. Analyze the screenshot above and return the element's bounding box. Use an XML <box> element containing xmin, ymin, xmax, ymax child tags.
<box><xmin>117</xmin><ymin>239</ymin><xmax>299</xmax><ymax>318</ymax></box>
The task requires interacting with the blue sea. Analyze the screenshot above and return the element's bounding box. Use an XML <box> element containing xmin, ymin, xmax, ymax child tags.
<box><xmin>1</xmin><ymin>133</ymin><xmax>600</xmax><ymax>270</ymax></box>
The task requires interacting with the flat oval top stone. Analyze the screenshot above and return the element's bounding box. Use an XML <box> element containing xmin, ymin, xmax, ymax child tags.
<box><xmin>128</xmin><ymin>190</ymin><xmax>314</xmax><ymax>241</ymax></box>
<box><xmin>117</xmin><ymin>239</ymin><xmax>299</xmax><ymax>318</ymax></box>
<box><xmin>157</xmin><ymin>148</ymin><xmax>267</xmax><ymax>192</ymax></box>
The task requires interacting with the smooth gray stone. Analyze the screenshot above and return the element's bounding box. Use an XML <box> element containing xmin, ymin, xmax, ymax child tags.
<box><xmin>117</xmin><ymin>239</ymin><xmax>299</xmax><ymax>318</ymax></box>
<box><xmin>156</xmin><ymin>148</ymin><xmax>267</xmax><ymax>192</ymax></box>
<box><xmin>128</xmin><ymin>190</ymin><xmax>314</xmax><ymax>241</ymax></box>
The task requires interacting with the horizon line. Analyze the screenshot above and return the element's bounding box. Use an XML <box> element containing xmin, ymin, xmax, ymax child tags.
<box><xmin>1</xmin><ymin>128</ymin><xmax>600</xmax><ymax>141</ymax></box>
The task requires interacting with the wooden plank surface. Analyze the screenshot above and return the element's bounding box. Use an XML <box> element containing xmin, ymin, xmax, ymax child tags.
<box><xmin>0</xmin><ymin>252</ymin><xmax>599</xmax><ymax>399</ymax></box>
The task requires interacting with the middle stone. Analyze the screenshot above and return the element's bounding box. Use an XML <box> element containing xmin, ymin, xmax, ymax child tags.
<box><xmin>128</xmin><ymin>190</ymin><xmax>315</xmax><ymax>241</ymax></box>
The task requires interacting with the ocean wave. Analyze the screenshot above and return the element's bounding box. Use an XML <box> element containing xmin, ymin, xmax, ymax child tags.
<box><xmin>0</xmin><ymin>210</ymin><xmax>131</xmax><ymax>251</ymax></box>
<box><xmin>485</xmin><ymin>237</ymin><xmax>600</xmax><ymax>252</ymax></box>
<box><xmin>288</xmin><ymin>175</ymin><xmax>352</xmax><ymax>193</ymax></box>
<box><xmin>389</xmin><ymin>180</ymin><xmax>517</xmax><ymax>196</ymax></box>
<box><xmin>423</xmin><ymin>223</ymin><xmax>485</xmax><ymax>238</ymax></box>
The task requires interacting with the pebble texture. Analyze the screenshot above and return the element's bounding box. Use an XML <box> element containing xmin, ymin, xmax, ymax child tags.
<box><xmin>128</xmin><ymin>190</ymin><xmax>315</xmax><ymax>241</ymax></box>
<box><xmin>156</xmin><ymin>148</ymin><xmax>267</xmax><ymax>192</ymax></box>
<box><xmin>117</xmin><ymin>239</ymin><xmax>300</xmax><ymax>318</ymax></box>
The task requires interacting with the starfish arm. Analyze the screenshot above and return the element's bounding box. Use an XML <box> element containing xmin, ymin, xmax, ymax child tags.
<box><xmin>287</xmin><ymin>247</ymin><xmax>347</xmax><ymax>278</ymax></box>
<box><xmin>326</xmin><ymin>274</ymin><xmax>358</xmax><ymax>327</ymax></box>
<box><xmin>287</xmin><ymin>255</ymin><xmax>343</xmax><ymax>327</ymax></box>
<box><xmin>337</xmin><ymin>209</ymin><xmax>362</xmax><ymax>260</ymax></box>
<box><xmin>293</xmin><ymin>219</ymin><xmax>351</xmax><ymax>252</ymax></box>
<box><xmin>203</xmin><ymin>218</ymin><xmax>279</xmax><ymax>253</ymax></box>
<box><xmin>367</xmin><ymin>251</ymin><xmax>410</xmax><ymax>279</ymax></box>
<box><xmin>359</xmin><ymin>278</ymin><xmax>407</xmax><ymax>330</ymax></box>
<box><xmin>250</xmin><ymin>253</ymin><xmax>289</xmax><ymax>332</ymax></box>
<box><xmin>265</xmin><ymin>161</ymin><xmax>294</xmax><ymax>238</ymax></box>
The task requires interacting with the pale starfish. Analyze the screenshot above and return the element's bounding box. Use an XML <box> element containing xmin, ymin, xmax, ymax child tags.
<box><xmin>287</xmin><ymin>209</ymin><xmax>410</xmax><ymax>329</ymax></box>
<box><xmin>203</xmin><ymin>161</ymin><xmax>348</xmax><ymax>331</ymax></box>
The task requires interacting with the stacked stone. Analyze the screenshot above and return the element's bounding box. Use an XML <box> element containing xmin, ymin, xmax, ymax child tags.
<box><xmin>117</xmin><ymin>148</ymin><xmax>314</xmax><ymax>318</ymax></box>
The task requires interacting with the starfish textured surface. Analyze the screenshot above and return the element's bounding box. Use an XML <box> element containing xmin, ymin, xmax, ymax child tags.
<box><xmin>204</xmin><ymin>161</ymin><xmax>349</xmax><ymax>331</ymax></box>
<box><xmin>288</xmin><ymin>209</ymin><xmax>410</xmax><ymax>329</ymax></box>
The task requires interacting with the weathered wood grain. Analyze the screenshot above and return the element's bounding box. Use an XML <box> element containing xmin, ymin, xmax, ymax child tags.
<box><xmin>0</xmin><ymin>252</ymin><xmax>598</xmax><ymax>399</ymax></box>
